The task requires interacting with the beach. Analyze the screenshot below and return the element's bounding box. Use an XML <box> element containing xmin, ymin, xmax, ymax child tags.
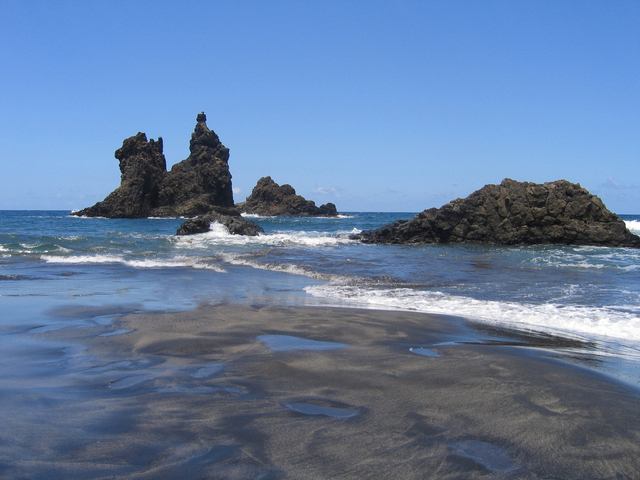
<box><xmin>1</xmin><ymin>211</ymin><xmax>640</xmax><ymax>478</ymax></box>
<box><xmin>3</xmin><ymin>304</ymin><xmax>638</xmax><ymax>479</ymax></box>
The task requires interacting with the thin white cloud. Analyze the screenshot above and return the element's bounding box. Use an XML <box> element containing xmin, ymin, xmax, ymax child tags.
<box><xmin>312</xmin><ymin>186</ymin><xmax>342</xmax><ymax>198</ymax></box>
<box><xmin>600</xmin><ymin>177</ymin><xmax>639</xmax><ymax>190</ymax></box>
<box><xmin>602</xmin><ymin>177</ymin><xmax>623</xmax><ymax>190</ymax></box>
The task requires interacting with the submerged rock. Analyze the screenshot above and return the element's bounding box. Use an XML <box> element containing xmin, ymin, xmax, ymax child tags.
<box><xmin>73</xmin><ymin>112</ymin><xmax>238</xmax><ymax>219</ymax></box>
<box><xmin>353</xmin><ymin>179</ymin><xmax>640</xmax><ymax>248</ymax></box>
<box><xmin>237</xmin><ymin>176</ymin><xmax>339</xmax><ymax>217</ymax></box>
<box><xmin>176</xmin><ymin>212</ymin><xmax>263</xmax><ymax>236</ymax></box>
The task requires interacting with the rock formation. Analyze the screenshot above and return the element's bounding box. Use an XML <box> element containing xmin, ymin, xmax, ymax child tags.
<box><xmin>176</xmin><ymin>211</ymin><xmax>263</xmax><ymax>236</ymax></box>
<box><xmin>72</xmin><ymin>112</ymin><xmax>263</xmax><ymax>236</ymax></box>
<box><xmin>73</xmin><ymin>112</ymin><xmax>237</xmax><ymax>218</ymax></box>
<box><xmin>353</xmin><ymin>179</ymin><xmax>640</xmax><ymax>248</ymax></box>
<box><xmin>237</xmin><ymin>176</ymin><xmax>339</xmax><ymax>217</ymax></box>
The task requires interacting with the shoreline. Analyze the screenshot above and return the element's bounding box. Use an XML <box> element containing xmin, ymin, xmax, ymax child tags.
<box><xmin>7</xmin><ymin>304</ymin><xmax>639</xmax><ymax>479</ymax></box>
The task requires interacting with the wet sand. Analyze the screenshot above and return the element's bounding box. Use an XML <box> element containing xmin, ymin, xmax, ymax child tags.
<box><xmin>4</xmin><ymin>305</ymin><xmax>640</xmax><ymax>479</ymax></box>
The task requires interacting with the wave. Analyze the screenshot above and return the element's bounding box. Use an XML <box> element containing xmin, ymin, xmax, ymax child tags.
<box><xmin>240</xmin><ymin>213</ymin><xmax>354</xmax><ymax>219</ymax></box>
<box><xmin>219</xmin><ymin>253</ymin><xmax>340</xmax><ymax>281</ymax></box>
<box><xmin>240</xmin><ymin>213</ymin><xmax>275</xmax><ymax>219</ymax></box>
<box><xmin>1</xmin><ymin>243</ymin><xmax>72</xmax><ymax>255</ymax></box>
<box><xmin>625</xmin><ymin>220</ymin><xmax>640</xmax><ymax>234</ymax></box>
<box><xmin>304</xmin><ymin>284</ymin><xmax>640</xmax><ymax>346</ymax></box>
<box><xmin>529</xmin><ymin>245</ymin><xmax>640</xmax><ymax>271</ymax></box>
<box><xmin>40</xmin><ymin>254</ymin><xmax>227</xmax><ymax>272</ymax></box>
<box><xmin>174</xmin><ymin>222</ymin><xmax>356</xmax><ymax>249</ymax></box>
<box><xmin>69</xmin><ymin>214</ymin><xmax>108</xmax><ymax>219</ymax></box>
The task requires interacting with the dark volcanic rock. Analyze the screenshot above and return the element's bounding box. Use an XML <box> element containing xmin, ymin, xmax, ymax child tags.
<box><xmin>176</xmin><ymin>212</ymin><xmax>263</xmax><ymax>236</ymax></box>
<box><xmin>237</xmin><ymin>176</ymin><xmax>339</xmax><ymax>217</ymax></box>
<box><xmin>73</xmin><ymin>112</ymin><xmax>238</xmax><ymax>219</ymax></box>
<box><xmin>353</xmin><ymin>179</ymin><xmax>640</xmax><ymax>248</ymax></box>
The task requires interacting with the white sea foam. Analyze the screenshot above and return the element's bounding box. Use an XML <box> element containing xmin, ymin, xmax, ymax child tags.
<box><xmin>240</xmin><ymin>213</ymin><xmax>275</xmax><ymax>219</ymax></box>
<box><xmin>174</xmin><ymin>222</ymin><xmax>355</xmax><ymax>249</ymax></box>
<box><xmin>304</xmin><ymin>284</ymin><xmax>640</xmax><ymax>346</ymax></box>
<box><xmin>625</xmin><ymin>220</ymin><xmax>640</xmax><ymax>234</ymax></box>
<box><xmin>531</xmin><ymin>246</ymin><xmax>640</xmax><ymax>271</ymax></box>
<box><xmin>41</xmin><ymin>254</ymin><xmax>227</xmax><ymax>272</ymax></box>
<box><xmin>42</xmin><ymin>254</ymin><xmax>125</xmax><ymax>264</ymax></box>
<box><xmin>69</xmin><ymin>214</ymin><xmax>107</xmax><ymax>219</ymax></box>
<box><xmin>240</xmin><ymin>212</ymin><xmax>354</xmax><ymax>219</ymax></box>
<box><xmin>219</xmin><ymin>253</ymin><xmax>338</xmax><ymax>281</ymax></box>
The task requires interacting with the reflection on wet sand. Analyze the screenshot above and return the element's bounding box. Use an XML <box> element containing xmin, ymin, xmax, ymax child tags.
<box><xmin>1</xmin><ymin>304</ymin><xmax>639</xmax><ymax>479</ymax></box>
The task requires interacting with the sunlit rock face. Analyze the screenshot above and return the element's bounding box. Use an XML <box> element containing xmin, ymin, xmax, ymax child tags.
<box><xmin>354</xmin><ymin>178</ymin><xmax>640</xmax><ymax>248</ymax></box>
<box><xmin>73</xmin><ymin>112</ymin><xmax>237</xmax><ymax>219</ymax></box>
<box><xmin>237</xmin><ymin>176</ymin><xmax>339</xmax><ymax>217</ymax></box>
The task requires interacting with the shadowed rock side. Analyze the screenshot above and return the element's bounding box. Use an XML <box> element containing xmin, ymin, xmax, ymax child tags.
<box><xmin>237</xmin><ymin>176</ymin><xmax>339</xmax><ymax>217</ymax></box>
<box><xmin>353</xmin><ymin>179</ymin><xmax>640</xmax><ymax>247</ymax></box>
<box><xmin>73</xmin><ymin>112</ymin><xmax>238</xmax><ymax>219</ymax></box>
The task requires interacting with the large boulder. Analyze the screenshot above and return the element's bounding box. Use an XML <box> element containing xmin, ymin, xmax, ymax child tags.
<box><xmin>176</xmin><ymin>211</ymin><xmax>264</xmax><ymax>236</ymax></box>
<box><xmin>73</xmin><ymin>112</ymin><xmax>238</xmax><ymax>218</ymax></box>
<box><xmin>237</xmin><ymin>176</ymin><xmax>339</xmax><ymax>217</ymax></box>
<box><xmin>353</xmin><ymin>179</ymin><xmax>640</xmax><ymax>248</ymax></box>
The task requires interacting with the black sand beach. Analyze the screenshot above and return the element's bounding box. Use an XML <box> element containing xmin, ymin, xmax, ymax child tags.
<box><xmin>4</xmin><ymin>305</ymin><xmax>640</xmax><ymax>479</ymax></box>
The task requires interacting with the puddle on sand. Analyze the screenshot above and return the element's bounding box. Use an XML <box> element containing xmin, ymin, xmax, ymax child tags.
<box><xmin>108</xmin><ymin>374</ymin><xmax>154</xmax><ymax>389</ymax></box>
<box><xmin>155</xmin><ymin>385</ymin><xmax>223</xmax><ymax>395</ymax></box>
<box><xmin>191</xmin><ymin>364</ymin><xmax>224</xmax><ymax>378</ymax></box>
<box><xmin>156</xmin><ymin>384</ymin><xmax>247</xmax><ymax>396</ymax></box>
<box><xmin>258</xmin><ymin>335</ymin><xmax>347</xmax><ymax>352</ymax></box>
<box><xmin>450</xmin><ymin>440</ymin><xmax>516</xmax><ymax>473</ymax></box>
<box><xmin>410</xmin><ymin>347</ymin><xmax>440</xmax><ymax>358</ymax></box>
<box><xmin>99</xmin><ymin>329</ymin><xmax>132</xmax><ymax>337</ymax></box>
<box><xmin>93</xmin><ymin>315</ymin><xmax>118</xmax><ymax>326</ymax></box>
<box><xmin>89</xmin><ymin>360</ymin><xmax>133</xmax><ymax>374</ymax></box>
<box><xmin>285</xmin><ymin>402</ymin><xmax>358</xmax><ymax>418</ymax></box>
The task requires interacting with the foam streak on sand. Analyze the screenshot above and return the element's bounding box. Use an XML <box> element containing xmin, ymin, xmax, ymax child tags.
<box><xmin>305</xmin><ymin>284</ymin><xmax>640</xmax><ymax>344</ymax></box>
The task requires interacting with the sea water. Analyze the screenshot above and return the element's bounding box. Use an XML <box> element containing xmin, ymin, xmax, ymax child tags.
<box><xmin>1</xmin><ymin>210</ymin><xmax>640</xmax><ymax>385</ymax></box>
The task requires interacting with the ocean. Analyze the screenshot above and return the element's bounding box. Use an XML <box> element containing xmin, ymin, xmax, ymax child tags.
<box><xmin>1</xmin><ymin>210</ymin><xmax>640</xmax><ymax>387</ymax></box>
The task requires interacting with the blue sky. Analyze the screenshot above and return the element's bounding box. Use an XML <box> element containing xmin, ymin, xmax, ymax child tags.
<box><xmin>1</xmin><ymin>1</ymin><xmax>639</xmax><ymax>213</ymax></box>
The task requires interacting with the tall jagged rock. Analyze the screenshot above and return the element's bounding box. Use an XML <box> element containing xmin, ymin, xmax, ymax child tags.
<box><xmin>237</xmin><ymin>176</ymin><xmax>339</xmax><ymax>217</ymax></box>
<box><xmin>73</xmin><ymin>112</ymin><xmax>238</xmax><ymax>218</ymax></box>
<box><xmin>353</xmin><ymin>179</ymin><xmax>640</xmax><ymax>248</ymax></box>
<box><xmin>155</xmin><ymin>112</ymin><xmax>235</xmax><ymax>217</ymax></box>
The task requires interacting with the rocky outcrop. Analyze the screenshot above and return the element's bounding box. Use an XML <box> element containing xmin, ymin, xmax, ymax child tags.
<box><xmin>237</xmin><ymin>176</ymin><xmax>339</xmax><ymax>217</ymax></box>
<box><xmin>73</xmin><ymin>112</ymin><xmax>238</xmax><ymax>218</ymax></box>
<box><xmin>353</xmin><ymin>179</ymin><xmax>640</xmax><ymax>248</ymax></box>
<box><xmin>176</xmin><ymin>212</ymin><xmax>263</xmax><ymax>236</ymax></box>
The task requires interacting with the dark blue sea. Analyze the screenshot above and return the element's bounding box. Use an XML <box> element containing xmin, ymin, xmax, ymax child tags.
<box><xmin>2</xmin><ymin>210</ymin><xmax>640</xmax><ymax>386</ymax></box>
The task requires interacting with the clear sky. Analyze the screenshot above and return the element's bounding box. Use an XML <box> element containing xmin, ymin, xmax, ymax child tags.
<box><xmin>1</xmin><ymin>1</ymin><xmax>639</xmax><ymax>213</ymax></box>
